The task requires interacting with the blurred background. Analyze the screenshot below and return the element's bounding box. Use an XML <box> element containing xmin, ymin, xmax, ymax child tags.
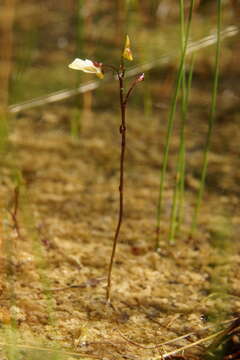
<box><xmin>0</xmin><ymin>0</ymin><xmax>239</xmax><ymax>107</ymax></box>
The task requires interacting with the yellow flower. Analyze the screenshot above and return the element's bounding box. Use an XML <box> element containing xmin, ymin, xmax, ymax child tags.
<box><xmin>122</xmin><ymin>35</ymin><xmax>133</xmax><ymax>61</ymax></box>
<box><xmin>68</xmin><ymin>58</ymin><xmax>104</xmax><ymax>79</ymax></box>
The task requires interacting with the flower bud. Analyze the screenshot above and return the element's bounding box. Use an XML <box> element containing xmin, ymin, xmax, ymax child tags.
<box><xmin>123</xmin><ymin>35</ymin><xmax>133</xmax><ymax>61</ymax></box>
<box><xmin>136</xmin><ymin>73</ymin><xmax>144</xmax><ymax>82</ymax></box>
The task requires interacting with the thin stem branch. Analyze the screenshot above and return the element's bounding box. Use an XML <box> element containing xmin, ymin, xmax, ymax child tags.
<box><xmin>125</xmin><ymin>82</ymin><xmax>136</xmax><ymax>105</ymax></box>
<box><xmin>124</xmin><ymin>74</ymin><xmax>144</xmax><ymax>105</ymax></box>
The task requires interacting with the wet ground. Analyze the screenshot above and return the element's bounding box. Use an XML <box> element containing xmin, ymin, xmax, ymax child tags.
<box><xmin>0</xmin><ymin>1</ymin><xmax>240</xmax><ymax>359</ymax></box>
<box><xmin>0</xmin><ymin>92</ymin><xmax>240</xmax><ymax>358</ymax></box>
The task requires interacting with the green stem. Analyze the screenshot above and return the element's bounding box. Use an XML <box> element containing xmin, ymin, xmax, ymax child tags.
<box><xmin>168</xmin><ymin>0</ymin><xmax>186</xmax><ymax>244</ymax></box>
<box><xmin>189</xmin><ymin>0</ymin><xmax>222</xmax><ymax>238</ymax></box>
<box><xmin>155</xmin><ymin>0</ymin><xmax>195</xmax><ymax>250</ymax></box>
<box><xmin>168</xmin><ymin>54</ymin><xmax>195</xmax><ymax>244</ymax></box>
<box><xmin>176</xmin><ymin>53</ymin><xmax>195</xmax><ymax>234</ymax></box>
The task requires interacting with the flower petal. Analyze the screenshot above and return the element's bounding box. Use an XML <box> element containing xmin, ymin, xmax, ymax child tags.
<box><xmin>85</xmin><ymin>59</ymin><xmax>94</xmax><ymax>66</ymax></box>
<box><xmin>68</xmin><ymin>58</ymin><xmax>104</xmax><ymax>79</ymax></box>
<box><xmin>68</xmin><ymin>58</ymin><xmax>86</xmax><ymax>70</ymax></box>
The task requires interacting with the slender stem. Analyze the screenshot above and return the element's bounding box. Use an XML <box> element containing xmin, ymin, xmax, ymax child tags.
<box><xmin>125</xmin><ymin>75</ymin><xmax>144</xmax><ymax>105</ymax></box>
<box><xmin>189</xmin><ymin>0</ymin><xmax>222</xmax><ymax>239</ymax></box>
<box><xmin>155</xmin><ymin>0</ymin><xmax>195</xmax><ymax>250</ymax></box>
<box><xmin>106</xmin><ymin>73</ymin><xmax>126</xmax><ymax>303</ymax></box>
<box><xmin>10</xmin><ymin>186</ymin><xmax>22</xmax><ymax>240</ymax></box>
<box><xmin>125</xmin><ymin>81</ymin><xmax>136</xmax><ymax>104</ymax></box>
<box><xmin>176</xmin><ymin>53</ymin><xmax>195</xmax><ymax>233</ymax></box>
<box><xmin>168</xmin><ymin>2</ymin><xmax>196</xmax><ymax>243</ymax></box>
<box><xmin>168</xmin><ymin>0</ymin><xmax>187</xmax><ymax>245</ymax></box>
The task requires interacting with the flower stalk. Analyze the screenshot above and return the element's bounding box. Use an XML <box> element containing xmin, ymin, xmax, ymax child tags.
<box><xmin>106</xmin><ymin>70</ymin><xmax>126</xmax><ymax>303</ymax></box>
<box><xmin>68</xmin><ymin>35</ymin><xmax>144</xmax><ymax>303</ymax></box>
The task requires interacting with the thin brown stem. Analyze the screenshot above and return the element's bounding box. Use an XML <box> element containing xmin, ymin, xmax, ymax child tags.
<box><xmin>106</xmin><ymin>73</ymin><xmax>126</xmax><ymax>303</ymax></box>
<box><xmin>124</xmin><ymin>74</ymin><xmax>144</xmax><ymax>105</ymax></box>
<box><xmin>125</xmin><ymin>81</ymin><xmax>137</xmax><ymax>105</ymax></box>
<box><xmin>10</xmin><ymin>186</ymin><xmax>22</xmax><ymax>240</ymax></box>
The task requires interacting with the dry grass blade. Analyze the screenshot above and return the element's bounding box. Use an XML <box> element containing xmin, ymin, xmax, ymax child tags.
<box><xmin>152</xmin><ymin>329</ymin><xmax>224</xmax><ymax>360</ymax></box>
<box><xmin>117</xmin><ymin>317</ymin><xmax>240</xmax><ymax>358</ymax></box>
<box><xmin>0</xmin><ymin>341</ymin><xmax>102</xmax><ymax>359</ymax></box>
<box><xmin>204</xmin><ymin>316</ymin><xmax>240</xmax><ymax>360</ymax></box>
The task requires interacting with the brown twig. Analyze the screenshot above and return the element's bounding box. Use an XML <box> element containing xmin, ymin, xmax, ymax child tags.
<box><xmin>116</xmin><ymin>317</ymin><xmax>240</xmax><ymax>351</ymax></box>
<box><xmin>48</xmin><ymin>277</ymin><xmax>106</xmax><ymax>292</ymax></box>
<box><xmin>117</xmin><ymin>327</ymin><xmax>157</xmax><ymax>350</ymax></box>
<box><xmin>9</xmin><ymin>186</ymin><xmax>22</xmax><ymax>240</ymax></box>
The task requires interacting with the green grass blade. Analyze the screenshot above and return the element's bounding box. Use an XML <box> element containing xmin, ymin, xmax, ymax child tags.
<box><xmin>176</xmin><ymin>53</ymin><xmax>195</xmax><ymax>234</ymax></box>
<box><xmin>167</xmin><ymin>0</ymin><xmax>187</xmax><ymax>244</ymax></box>
<box><xmin>189</xmin><ymin>0</ymin><xmax>222</xmax><ymax>239</ymax></box>
<box><xmin>155</xmin><ymin>0</ymin><xmax>195</xmax><ymax>250</ymax></box>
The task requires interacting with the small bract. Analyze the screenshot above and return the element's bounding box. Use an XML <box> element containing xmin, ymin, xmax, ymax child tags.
<box><xmin>68</xmin><ymin>58</ymin><xmax>104</xmax><ymax>79</ymax></box>
<box><xmin>123</xmin><ymin>35</ymin><xmax>133</xmax><ymax>61</ymax></box>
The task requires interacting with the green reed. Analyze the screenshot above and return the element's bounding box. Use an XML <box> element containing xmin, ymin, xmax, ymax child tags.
<box><xmin>189</xmin><ymin>0</ymin><xmax>222</xmax><ymax>239</ymax></box>
<box><xmin>168</xmin><ymin>0</ymin><xmax>187</xmax><ymax>244</ymax></box>
<box><xmin>175</xmin><ymin>53</ymin><xmax>195</xmax><ymax>234</ymax></box>
<box><xmin>155</xmin><ymin>0</ymin><xmax>195</xmax><ymax>250</ymax></box>
<box><xmin>168</xmin><ymin>0</ymin><xmax>196</xmax><ymax>243</ymax></box>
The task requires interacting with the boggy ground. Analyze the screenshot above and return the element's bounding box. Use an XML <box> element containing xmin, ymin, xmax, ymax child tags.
<box><xmin>0</xmin><ymin>71</ymin><xmax>240</xmax><ymax>359</ymax></box>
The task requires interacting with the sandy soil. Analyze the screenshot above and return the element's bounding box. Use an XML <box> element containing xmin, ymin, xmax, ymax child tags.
<box><xmin>0</xmin><ymin>74</ymin><xmax>240</xmax><ymax>360</ymax></box>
